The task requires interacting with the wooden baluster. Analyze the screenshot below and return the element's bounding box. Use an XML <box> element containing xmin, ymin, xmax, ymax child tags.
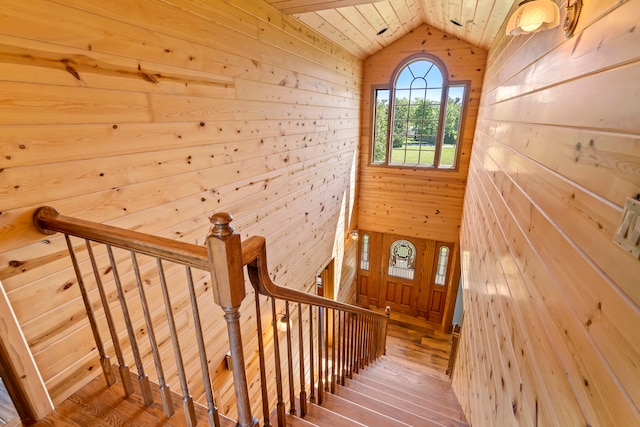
<box><xmin>130</xmin><ymin>252</ymin><xmax>173</xmax><ymax>417</ymax></box>
<box><xmin>157</xmin><ymin>259</ymin><xmax>197</xmax><ymax>427</ymax></box>
<box><xmin>271</xmin><ymin>299</ymin><xmax>286</xmax><ymax>426</ymax></box>
<box><xmin>346</xmin><ymin>312</ymin><xmax>352</xmax><ymax>380</ymax></box>
<box><xmin>85</xmin><ymin>241</ymin><xmax>133</xmax><ymax>396</ymax></box>
<box><xmin>362</xmin><ymin>315</ymin><xmax>367</xmax><ymax>367</ymax></box>
<box><xmin>186</xmin><ymin>266</ymin><xmax>220</xmax><ymax>427</ymax></box>
<box><xmin>64</xmin><ymin>236</ymin><xmax>115</xmax><ymax>387</ymax></box>
<box><xmin>285</xmin><ymin>302</ymin><xmax>296</xmax><ymax>415</ymax></box>
<box><xmin>364</xmin><ymin>316</ymin><xmax>371</xmax><ymax>366</ymax></box>
<box><xmin>297</xmin><ymin>303</ymin><xmax>307</xmax><ymax>417</ymax></box>
<box><xmin>330</xmin><ymin>309</ymin><xmax>336</xmax><ymax>394</ymax></box>
<box><xmin>107</xmin><ymin>245</ymin><xmax>153</xmax><ymax>406</ymax></box>
<box><xmin>336</xmin><ymin>310</ymin><xmax>342</xmax><ymax>388</ymax></box>
<box><xmin>358</xmin><ymin>315</ymin><xmax>365</xmax><ymax>370</ymax></box>
<box><xmin>340</xmin><ymin>311</ymin><xmax>347</xmax><ymax>385</ymax></box>
<box><xmin>207</xmin><ymin>213</ymin><xmax>257</xmax><ymax>427</ymax></box>
<box><xmin>308</xmin><ymin>305</ymin><xmax>315</xmax><ymax>404</ymax></box>
<box><xmin>383</xmin><ymin>306</ymin><xmax>391</xmax><ymax>356</ymax></box>
<box><xmin>254</xmin><ymin>293</ymin><xmax>271</xmax><ymax>426</ymax></box>
<box><xmin>316</xmin><ymin>306</ymin><xmax>324</xmax><ymax>405</ymax></box>
<box><xmin>367</xmin><ymin>316</ymin><xmax>372</xmax><ymax>364</ymax></box>
<box><xmin>324</xmin><ymin>308</ymin><xmax>329</xmax><ymax>392</ymax></box>
<box><xmin>353</xmin><ymin>314</ymin><xmax>360</xmax><ymax>374</ymax></box>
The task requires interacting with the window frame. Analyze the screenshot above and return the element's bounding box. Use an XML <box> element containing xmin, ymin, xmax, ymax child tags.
<box><xmin>370</xmin><ymin>53</ymin><xmax>470</xmax><ymax>171</ymax></box>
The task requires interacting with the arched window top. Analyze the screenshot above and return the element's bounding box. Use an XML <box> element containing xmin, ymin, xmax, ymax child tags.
<box><xmin>395</xmin><ymin>58</ymin><xmax>444</xmax><ymax>90</ymax></box>
<box><xmin>371</xmin><ymin>54</ymin><xmax>468</xmax><ymax>170</ymax></box>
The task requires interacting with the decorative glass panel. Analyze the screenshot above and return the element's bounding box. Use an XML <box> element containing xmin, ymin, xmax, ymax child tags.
<box><xmin>360</xmin><ymin>234</ymin><xmax>370</xmax><ymax>271</ymax></box>
<box><xmin>390</xmin><ymin>59</ymin><xmax>443</xmax><ymax>167</ymax></box>
<box><xmin>434</xmin><ymin>246</ymin><xmax>450</xmax><ymax>285</ymax></box>
<box><xmin>388</xmin><ymin>240</ymin><xmax>416</xmax><ymax>280</ymax></box>
<box><xmin>439</xmin><ymin>85</ymin><xmax>466</xmax><ymax>169</ymax></box>
<box><xmin>372</xmin><ymin>89</ymin><xmax>390</xmax><ymax>163</ymax></box>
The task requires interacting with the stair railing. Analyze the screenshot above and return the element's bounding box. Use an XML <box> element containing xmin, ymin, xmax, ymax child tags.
<box><xmin>33</xmin><ymin>207</ymin><xmax>388</xmax><ymax>427</ymax></box>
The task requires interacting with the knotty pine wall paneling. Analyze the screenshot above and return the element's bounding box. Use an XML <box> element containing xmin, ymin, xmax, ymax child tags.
<box><xmin>454</xmin><ymin>1</ymin><xmax>640</xmax><ymax>426</ymax></box>
<box><xmin>0</xmin><ymin>0</ymin><xmax>362</xmax><ymax>417</ymax></box>
<box><xmin>359</xmin><ymin>25</ymin><xmax>487</xmax><ymax>244</ymax></box>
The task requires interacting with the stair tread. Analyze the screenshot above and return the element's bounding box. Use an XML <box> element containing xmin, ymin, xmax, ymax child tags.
<box><xmin>350</xmin><ymin>371</ymin><xmax>463</xmax><ymax>413</ymax></box>
<box><xmin>318</xmin><ymin>393</ymin><xmax>411</xmax><ymax>427</ymax></box>
<box><xmin>30</xmin><ymin>371</ymin><xmax>236</xmax><ymax>427</ymax></box>
<box><xmin>345</xmin><ymin>376</ymin><xmax>465</xmax><ymax>421</ymax></box>
<box><xmin>303</xmin><ymin>401</ymin><xmax>368</xmax><ymax>427</ymax></box>
<box><xmin>335</xmin><ymin>385</ymin><xmax>468</xmax><ymax>427</ymax></box>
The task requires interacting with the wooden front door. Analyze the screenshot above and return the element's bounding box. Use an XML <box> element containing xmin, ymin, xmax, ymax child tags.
<box><xmin>378</xmin><ymin>234</ymin><xmax>425</xmax><ymax>315</ymax></box>
<box><xmin>356</xmin><ymin>231</ymin><xmax>459</xmax><ymax>328</ymax></box>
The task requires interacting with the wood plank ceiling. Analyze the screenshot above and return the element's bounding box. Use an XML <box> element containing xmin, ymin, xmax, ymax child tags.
<box><xmin>265</xmin><ymin>0</ymin><xmax>517</xmax><ymax>57</ymax></box>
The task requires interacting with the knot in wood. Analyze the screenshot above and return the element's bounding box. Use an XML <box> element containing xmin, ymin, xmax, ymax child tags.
<box><xmin>209</xmin><ymin>212</ymin><xmax>234</xmax><ymax>237</ymax></box>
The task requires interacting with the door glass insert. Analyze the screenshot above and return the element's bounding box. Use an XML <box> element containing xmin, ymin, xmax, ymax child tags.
<box><xmin>434</xmin><ymin>245</ymin><xmax>449</xmax><ymax>285</ymax></box>
<box><xmin>388</xmin><ymin>240</ymin><xmax>416</xmax><ymax>279</ymax></box>
<box><xmin>360</xmin><ymin>234</ymin><xmax>370</xmax><ymax>270</ymax></box>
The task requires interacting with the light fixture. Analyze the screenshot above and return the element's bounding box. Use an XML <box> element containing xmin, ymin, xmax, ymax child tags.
<box><xmin>277</xmin><ymin>312</ymin><xmax>289</xmax><ymax>332</ymax></box>
<box><xmin>505</xmin><ymin>0</ymin><xmax>582</xmax><ymax>38</ymax></box>
<box><xmin>505</xmin><ymin>0</ymin><xmax>559</xmax><ymax>36</ymax></box>
<box><xmin>350</xmin><ymin>230</ymin><xmax>359</xmax><ymax>240</ymax></box>
<box><xmin>563</xmin><ymin>0</ymin><xmax>583</xmax><ymax>38</ymax></box>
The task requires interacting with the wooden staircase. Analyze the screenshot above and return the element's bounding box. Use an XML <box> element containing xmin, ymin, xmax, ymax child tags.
<box><xmin>27</xmin><ymin>324</ymin><xmax>468</xmax><ymax>427</ymax></box>
<box><xmin>23</xmin><ymin>208</ymin><xmax>468</xmax><ymax>427</ymax></box>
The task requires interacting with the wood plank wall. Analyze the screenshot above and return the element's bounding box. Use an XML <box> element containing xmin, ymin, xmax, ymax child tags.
<box><xmin>359</xmin><ymin>24</ymin><xmax>487</xmax><ymax>244</ymax></box>
<box><xmin>454</xmin><ymin>1</ymin><xmax>640</xmax><ymax>426</ymax></box>
<box><xmin>0</xmin><ymin>0</ymin><xmax>362</xmax><ymax>414</ymax></box>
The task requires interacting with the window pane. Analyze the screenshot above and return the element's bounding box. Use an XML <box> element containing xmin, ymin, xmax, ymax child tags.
<box><xmin>388</xmin><ymin>240</ymin><xmax>416</xmax><ymax>280</ymax></box>
<box><xmin>372</xmin><ymin>89</ymin><xmax>389</xmax><ymax>163</ymax></box>
<box><xmin>434</xmin><ymin>246</ymin><xmax>449</xmax><ymax>285</ymax></box>
<box><xmin>360</xmin><ymin>234</ymin><xmax>370</xmax><ymax>270</ymax></box>
<box><xmin>439</xmin><ymin>85</ymin><xmax>466</xmax><ymax>169</ymax></box>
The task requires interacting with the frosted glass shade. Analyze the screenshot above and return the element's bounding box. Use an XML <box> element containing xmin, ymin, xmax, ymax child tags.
<box><xmin>506</xmin><ymin>0</ymin><xmax>560</xmax><ymax>36</ymax></box>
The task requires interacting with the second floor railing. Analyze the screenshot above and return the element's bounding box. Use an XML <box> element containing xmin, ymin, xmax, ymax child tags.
<box><xmin>32</xmin><ymin>207</ymin><xmax>389</xmax><ymax>427</ymax></box>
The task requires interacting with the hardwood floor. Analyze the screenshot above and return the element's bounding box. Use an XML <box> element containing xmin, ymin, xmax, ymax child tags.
<box><xmin>0</xmin><ymin>377</ymin><xmax>20</xmax><ymax>427</ymax></box>
<box><xmin>380</xmin><ymin>308</ymin><xmax>454</xmax><ymax>375</ymax></box>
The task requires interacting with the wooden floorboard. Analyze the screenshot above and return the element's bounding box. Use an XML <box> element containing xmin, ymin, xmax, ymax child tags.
<box><xmin>23</xmin><ymin>372</ymin><xmax>236</xmax><ymax>427</ymax></box>
<box><xmin>0</xmin><ymin>377</ymin><xmax>19</xmax><ymax>427</ymax></box>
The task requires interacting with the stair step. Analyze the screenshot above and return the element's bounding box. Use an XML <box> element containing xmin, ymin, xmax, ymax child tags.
<box><xmin>344</xmin><ymin>376</ymin><xmax>465</xmax><ymax>421</ymax></box>
<box><xmin>318</xmin><ymin>393</ymin><xmax>411</xmax><ymax>427</ymax></box>
<box><xmin>349</xmin><ymin>371</ymin><xmax>463</xmax><ymax>415</ymax></box>
<box><xmin>31</xmin><ymin>371</ymin><xmax>236</xmax><ymax>427</ymax></box>
<box><xmin>335</xmin><ymin>385</ymin><xmax>468</xmax><ymax>427</ymax></box>
<box><xmin>302</xmin><ymin>400</ymin><xmax>368</xmax><ymax>427</ymax></box>
<box><xmin>270</xmin><ymin>412</ymin><xmax>319</xmax><ymax>427</ymax></box>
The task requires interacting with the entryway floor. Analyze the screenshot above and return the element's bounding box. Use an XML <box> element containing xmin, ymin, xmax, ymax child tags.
<box><xmin>372</xmin><ymin>307</ymin><xmax>453</xmax><ymax>375</ymax></box>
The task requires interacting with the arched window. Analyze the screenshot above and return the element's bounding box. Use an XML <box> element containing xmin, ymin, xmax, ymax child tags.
<box><xmin>360</xmin><ymin>233</ymin><xmax>370</xmax><ymax>270</ymax></box>
<box><xmin>372</xmin><ymin>55</ymin><xmax>468</xmax><ymax>169</ymax></box>
<box><xmin>388</xmin><ymin>239</ymin><xmax>416</xmax><ymax>280</ymax></box>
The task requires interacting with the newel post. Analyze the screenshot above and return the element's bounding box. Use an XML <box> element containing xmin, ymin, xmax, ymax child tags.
<box><xmin>206</xmin><ymin>213</ymin><xmax>257</xmax><ymax>427</ymax></box>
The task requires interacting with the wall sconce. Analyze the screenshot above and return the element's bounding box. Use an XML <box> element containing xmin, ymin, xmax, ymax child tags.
<box><xmin>505</xmin><ymin>0</ymin><xmax>582</xmax><ymax>38</ymax></box>
<box><xmin>224</xmin><ymin>351</ymin><xmax>232</xmax><ymax>371</ymax></box>
<box><xmin>350</xmin><ymin>230</ymin><xmax>359</xmax><ymax>240</ymax></box>
<box><xmin>277</xmin><ymin>312</ymin><xmax>289</xmax><ymax>332</ymax></box>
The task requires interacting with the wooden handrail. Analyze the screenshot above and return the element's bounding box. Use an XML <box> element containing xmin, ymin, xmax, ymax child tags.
<box><xmin>33</xmin><ymin>207</ymin><xmax>385</xmax><ymax>322</ymax></box>
<box><xmin>33</xmin><ymin>206</ymin><xmax>210</xmax><ymax>270</ymax></box>
<box><xmin>243</xmin><ymin>235</ymin><xmax>386</xmax><ymax>320</ymax></box>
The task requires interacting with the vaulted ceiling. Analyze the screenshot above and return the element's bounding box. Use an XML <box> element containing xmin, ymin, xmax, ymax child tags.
<box><xmin>265</xmin><ymin>0</ymin><xmax>517</xmax><ymax>58</ymax></box>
